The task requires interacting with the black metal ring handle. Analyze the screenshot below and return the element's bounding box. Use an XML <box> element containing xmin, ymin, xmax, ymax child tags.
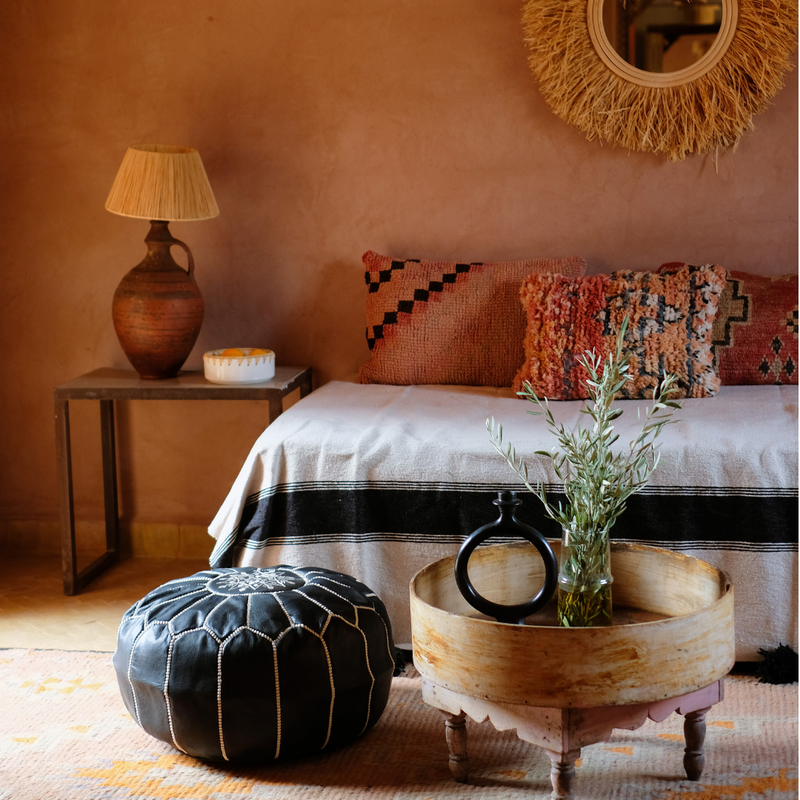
<box><xmin>454</xmin><ymin>491</ymin><xmax>558</xmax><ymax>625</ymax></box>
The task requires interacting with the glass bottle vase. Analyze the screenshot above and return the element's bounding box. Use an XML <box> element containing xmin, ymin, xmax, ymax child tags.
<box><xmin>557</xmin><ymin>526</ymin><xmax>613</xmax><ymax>627</ymax></box>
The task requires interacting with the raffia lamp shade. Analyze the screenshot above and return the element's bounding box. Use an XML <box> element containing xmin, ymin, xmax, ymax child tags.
<box><xmin>106</xmin><ymin>144</ymin><xmax>219</xmax><ymax>379</ymax></box>
<box><xmin>105</xmin><ymin>144</ymin><xmax>219</xmax><ymax>221</ymax></box>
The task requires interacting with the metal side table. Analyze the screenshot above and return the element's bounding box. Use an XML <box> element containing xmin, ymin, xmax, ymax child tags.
<box><xmin>54</xmin><ymin>366</ymin><xmax>312</xmax><ymax>595</ymax></box>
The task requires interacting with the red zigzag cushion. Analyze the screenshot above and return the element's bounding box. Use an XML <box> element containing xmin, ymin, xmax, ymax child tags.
<box><xmin>358</xmin><ymin>250</ymin><xmax>587</xmax><ymax>386</ymax></box>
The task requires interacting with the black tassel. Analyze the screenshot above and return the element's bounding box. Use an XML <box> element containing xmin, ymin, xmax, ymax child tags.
<box><xmin>393</xmin><ymin>647</ymin><xmax>414</xmax><ymax>676</ymax></box>
<box><xmin>756</xmin><ymin>644</ymin><xmax>799</xmax><ymax>684</ymax></box>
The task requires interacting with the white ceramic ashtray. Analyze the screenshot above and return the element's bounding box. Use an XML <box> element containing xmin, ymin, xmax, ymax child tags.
<box><xmin>203</xmin><ymin>348</ymin><xmax>276</xmax><ymax>385</ymax></box>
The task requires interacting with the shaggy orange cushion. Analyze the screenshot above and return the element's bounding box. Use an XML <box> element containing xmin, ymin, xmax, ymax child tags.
<box><xmin>513</xmin><ymin>264</ymin><xmax>728</xmax><ymax>400</ymax></box>
<box><xmin>358</xmin><ymin>251</ymin><xmax>586</xmax><ymax>386</ymax></box>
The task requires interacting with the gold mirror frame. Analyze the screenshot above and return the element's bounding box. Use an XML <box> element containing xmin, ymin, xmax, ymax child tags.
<box><xmin>587</xmin><ymin>0</ymin><xmax>737</xmax><ymax>88</ymax></box>
<box><xmin>522</xmin><ymin>0</ymin><xmax>798</xmax><ymax>160</ymax></box>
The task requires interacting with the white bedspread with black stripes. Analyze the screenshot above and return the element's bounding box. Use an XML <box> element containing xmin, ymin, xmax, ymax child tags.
<box><xmin>209</xmin><ymin>379</ymin><xmax>798</xmax><ymax>659</ymax></box>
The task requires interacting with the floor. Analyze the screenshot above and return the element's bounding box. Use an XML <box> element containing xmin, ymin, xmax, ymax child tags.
<box><xmin>0</xmin><ymin>553</ymin><xmax>208</xmax><ymax>651</ymax></box>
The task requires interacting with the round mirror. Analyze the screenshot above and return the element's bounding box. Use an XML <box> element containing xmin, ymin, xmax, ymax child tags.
<box><xmin>522</xmin><ymin>0</ymin><xmax>798</xmax><ymax>159</ymax></box>
<box><xmin>588</xmin><ymin>0</ymin><xmax>737</xmax><ymax>87</ymax></box>
<box><xmin>602</xmin><ymin>0</ymin><xmax>724</xmax><ymax>74</ymax></box>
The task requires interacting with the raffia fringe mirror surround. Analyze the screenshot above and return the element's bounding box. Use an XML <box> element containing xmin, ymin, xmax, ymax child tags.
<box><xmin>522</xmin><ymin>0</ymin><xmax>798</xmax><ymax>161</ymax></box>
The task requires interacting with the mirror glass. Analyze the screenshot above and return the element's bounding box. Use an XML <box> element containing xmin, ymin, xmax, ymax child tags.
<box><xmin>602</xmin><ymin>0</ymin><xmax>723</xmax><ymax>74</ymax></box>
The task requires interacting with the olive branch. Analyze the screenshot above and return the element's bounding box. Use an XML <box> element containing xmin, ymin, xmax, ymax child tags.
<box><xmin>487</xmin><ymin>316</ymin><xmax>683</xmax><ymax>533</ymax></box>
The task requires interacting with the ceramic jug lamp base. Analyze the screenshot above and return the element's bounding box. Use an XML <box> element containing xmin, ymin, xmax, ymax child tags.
<box><xmin>112</xmin><ymin>220</ymin><xmax>204</xmax><ymax>379</ymax></box>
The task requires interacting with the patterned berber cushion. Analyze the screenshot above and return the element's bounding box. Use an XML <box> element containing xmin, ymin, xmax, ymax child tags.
<box><xmin>660</xmin><ymin>264</ymin><xmax>798</xmax><ymax>385</ymax></box>
<box><xmin>113</xmin><ymin>566</ymin><xmax>395</xmax><ymax>762</ymax></box>
<box><xmin>358</xmin><ymin>250</ymin><xmax>587</xmax><ymax>386</ymax></box>
<box><xmin>512</xmin><ymin>264</ymin><xmax>728</xmax><ymax>400</ymax></box>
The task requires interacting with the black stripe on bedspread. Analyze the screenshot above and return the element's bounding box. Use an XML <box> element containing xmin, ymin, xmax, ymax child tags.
<box><xmin>211</xmin><ymin>485</ymin><xmax>798</xmax><ymax>566</ymax></box>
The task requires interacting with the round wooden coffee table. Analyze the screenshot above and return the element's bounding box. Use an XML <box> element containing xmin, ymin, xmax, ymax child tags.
<box><xmin>410</xmin><ymin>542</ymin><xmax>735</xmax><ymax>800</ymax></box>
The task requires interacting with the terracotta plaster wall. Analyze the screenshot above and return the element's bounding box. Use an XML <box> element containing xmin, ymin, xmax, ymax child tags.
<box><xmin>0</xmin><ymin>1</ymin><xmax>796</xmax><ymax>540</ymax></box>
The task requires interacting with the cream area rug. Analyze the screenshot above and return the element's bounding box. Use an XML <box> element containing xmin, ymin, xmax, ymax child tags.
<box><xmin>0</xmin><ymin>648</ymin><xmax>796</xmax><ymax>799</ymax></box>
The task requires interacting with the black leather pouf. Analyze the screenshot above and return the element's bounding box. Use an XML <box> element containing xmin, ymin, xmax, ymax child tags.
<box><xmin>113</xmin><ymin>566</ymin><xmax>395</xmax><ymax>762</ymax></box>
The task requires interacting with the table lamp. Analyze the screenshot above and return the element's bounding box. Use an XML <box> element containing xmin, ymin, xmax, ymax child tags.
<box><xmin>105</xmin><ymin>144</ymin><xmax>219</xmax><ymax>379</ymax></box>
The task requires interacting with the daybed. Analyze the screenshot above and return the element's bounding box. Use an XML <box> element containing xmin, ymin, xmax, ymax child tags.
<box><xmin>209</xmin><ymin>254</ymin><xmax>799</xmax><ymax>661</ymax></box>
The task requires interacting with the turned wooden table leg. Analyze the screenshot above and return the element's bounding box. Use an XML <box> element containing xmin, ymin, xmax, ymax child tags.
<box><xmin>546</xmin><ymin>748</ymin><xmax>581</xmax><ymax>800</ymax></box>
<box><xmin>684</xmin><ymin>706</ymin><xmax>710</xmax><ymax>781</ymax></box>
<box><xmin>442</xmin><ymin>710</ymin><xmax>469</xmax><ymax>782</ymax></box>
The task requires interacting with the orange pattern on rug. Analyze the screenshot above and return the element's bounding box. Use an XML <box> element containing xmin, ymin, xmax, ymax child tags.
<box><xmin>0</xmin><ymin>649</ymin><xmax>796</xmax><ymax>799</ymax></box>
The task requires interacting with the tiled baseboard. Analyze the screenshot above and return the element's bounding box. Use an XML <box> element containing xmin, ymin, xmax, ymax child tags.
<box><xmin>0</xmin><ymin>520</ymin><xmax>214</xmax><ymax>560</ymax></box>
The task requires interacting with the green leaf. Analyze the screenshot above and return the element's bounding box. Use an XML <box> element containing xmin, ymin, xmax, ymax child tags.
<box><xmin>486</xmin><ymin>313</ymin><xmax>680</xmax><ymax>532</ymax></box>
